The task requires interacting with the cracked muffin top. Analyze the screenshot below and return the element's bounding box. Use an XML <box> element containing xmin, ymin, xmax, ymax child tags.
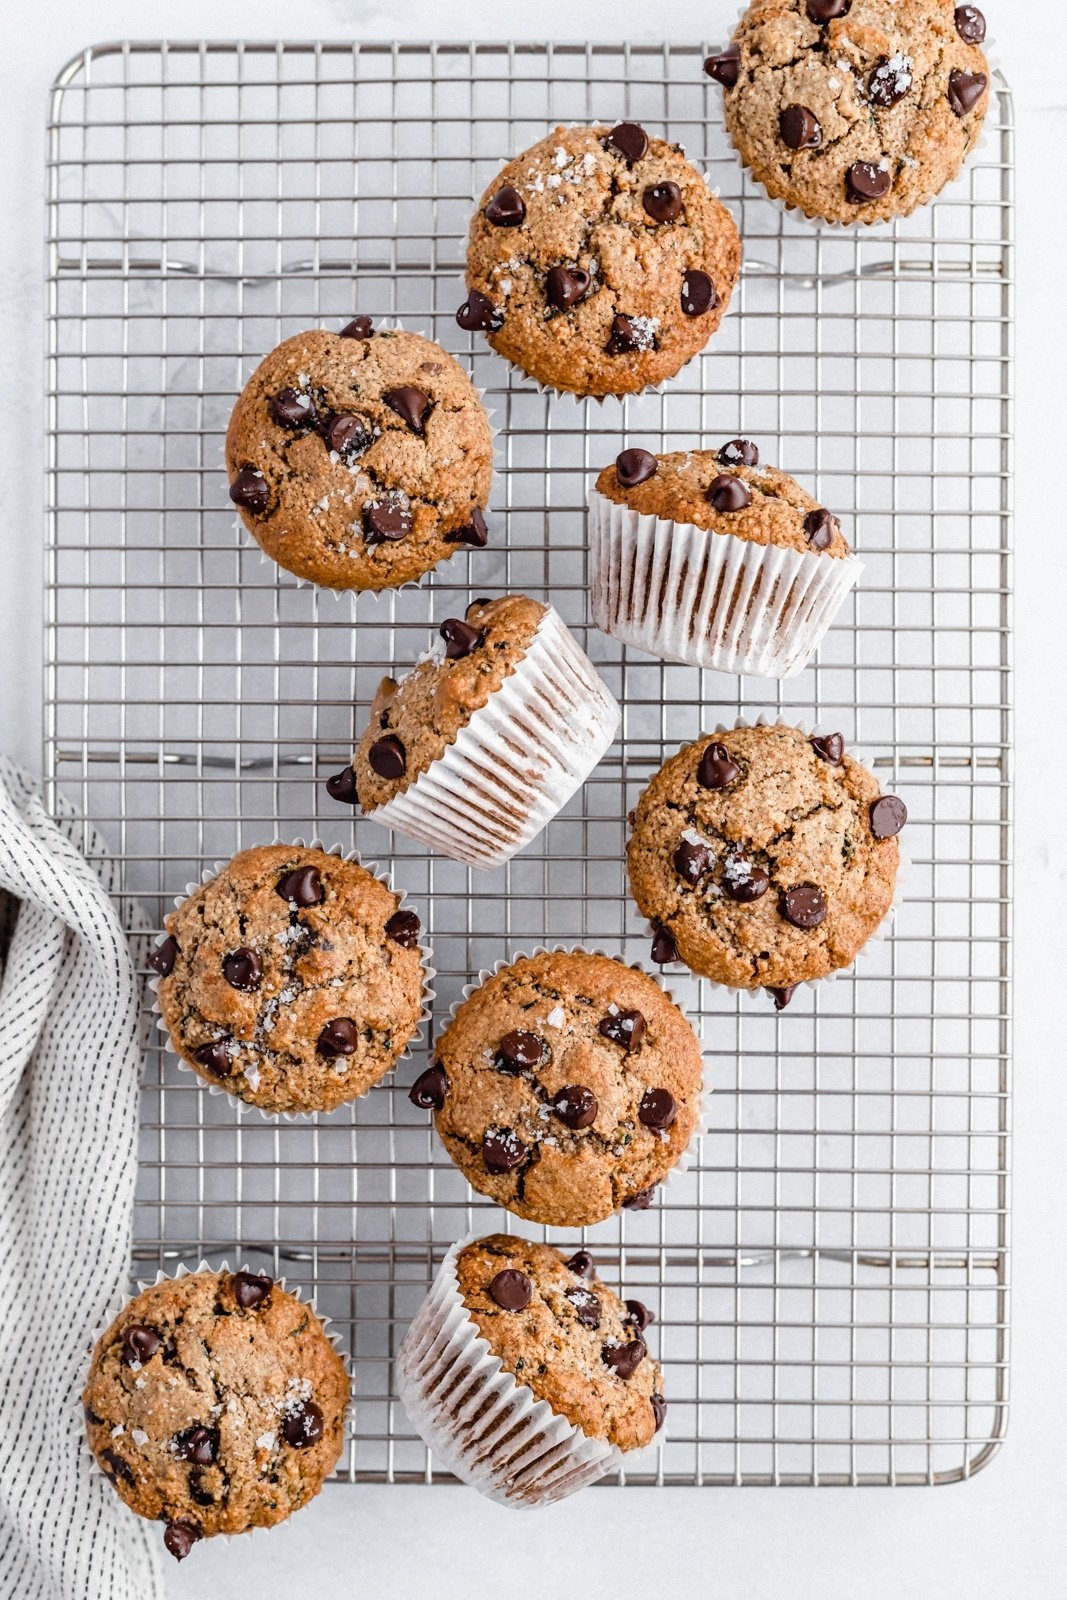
<box><xmin>594</xmin><ymin>439</ymin><xmax>850</xmax><ymax>557</ymax></box>
<box><xmin>454</xmin><ymin>1235</ymin><xmax>666</xmax><ymax>1451</ymax></box>
<box><xmin>706</xmin><ymin>0</ymin><xmax>990</xmax><ymax>225</ymax></box>
<box><xmin>82</xmin><ymin>1268</ymin><xmax>349</xmax><ymax>1560</ymax></box>
<box><xmin>411</xmin><ymin>950</ymin><xmax>704</xmax><ymax>1226</ymax></box>
<box><xmin>225</xmin><ymin>322</ymin><xmax>494</xmax><ymax>591</ymax></box>
<box><xmin>628</xmin><ymin>724</ymin><xmax>905</xmax><ymax>1002</ymax></box>
<box><xmin>151</xmin><ymin>845</ymin><xmax>426</xmax><ymax>1114</ymax></box>
<box><xmin>458</xmin><ymin>123</ymin><xmax>740</xmax><ymax>396</ymax></box>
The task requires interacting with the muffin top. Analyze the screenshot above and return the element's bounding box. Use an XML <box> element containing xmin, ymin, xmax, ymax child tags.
<box><xmin>152</xmin><ymin>845</ymin><xmax>425</xmax><ymax>1114</ymax></box>
<box><xmin>627</xmin><ymin>724</ymin><xmax>905</xmax><ymax>998</ymax></box>
<box><xmin>708</xmin><ymin>0</ymin><xmax>990</xmax><ymax>225</ymax></box>
<box><xmin>82</xmin><ymin>1269</ymin><xmax>349</xmax><ymax>1558</ymax></box>
<box><xmin>594</xmin><ymin>440</ymin><xmax>850</xmax><ymax>557</ymax></box>
<box><xmin>459</xmin><ymin>123</ymin><xmax>740</xmax><ymax>397</ymax></box>
<box><xmin>414</xmin><ymin>950</ymin><xmax>705</xmax><ymax>1225</ymax></box>
<box><xmin>455</xmin><ymin>1235</ymin><xmax>665</xmax><ymax>1452</ymax></box>
<box><xmin>347</xmin><ymin>594</ymin><xmax>548</xmax><ymax>813</ymax></box>
<box><xmin>225</xmin><ymin>323</ymin><xmax>494</xmax><ymax>591</ymax></box>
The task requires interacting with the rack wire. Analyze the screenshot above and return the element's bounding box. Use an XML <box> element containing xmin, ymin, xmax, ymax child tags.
<box><xmin>44</xmin><ymin>40</ymin><xmax>1012</xmax><ymax>1488</ymax></box>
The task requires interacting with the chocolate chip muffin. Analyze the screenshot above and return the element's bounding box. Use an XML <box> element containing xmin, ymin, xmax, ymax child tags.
<box><xmin>151</xmin><ymin>845</ymin><xmax>426</xmax><ymax>1114</ymax></box>
<box><xmin>458</xmin><ymin>123</ymin><xmax>740</xmax><ymax>397</ymax></box>
<box><xmin>705</xmin><ymin>0</ymin><xmax>991</xmax><ymax>225</ymax></box>
<box><xmin>628</xmin><ymin>723</ymin><xmax>906</xmax><ymax>1005</ymax></box>
<box><xmin>226</xmin><ymin>321</ymin><xmax>493</xmax><ymax>591</ymax></box>
<box><xmin>411</xmin><ymin>950</ymin><xmax>705</xmax><ymax>1224</ymax></box>
<box><xmin>82</xmin><ymin>1268</ymin><xmax>349</xmax><ymax>1561</ymax></box>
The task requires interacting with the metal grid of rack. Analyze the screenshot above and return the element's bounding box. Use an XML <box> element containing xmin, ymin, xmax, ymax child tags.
<box><xmin>44</xmin><ymin>40</ymin><xmax>1012</xmax><ymax>1487</ymax></box>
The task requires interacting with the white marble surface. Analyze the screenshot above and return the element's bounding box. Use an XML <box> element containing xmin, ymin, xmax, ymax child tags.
<box><xmin>3</xmin><ymin>2</ymin><xmax>1066</xmax><ymax>1594</ymax></box>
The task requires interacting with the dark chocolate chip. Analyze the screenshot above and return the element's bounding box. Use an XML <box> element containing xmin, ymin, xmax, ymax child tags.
<box><xmin>718</xmin><ymin>438</ymin><xmax>759</xmax><ymax>468</ymax></box>
<box><xmin>276</xmin><ymin>865</ymin><xmax>323</xmax><ymax>906</ymax></box>
<box><xmin>779</xmin><ymin>104</ymin><xmax>822</xmax><ymax>149</ymax></box>
<box><xmin>770</xmin><ymin>984</ymin><xmax>798</xmax><ymax>1011</ymax></box>
<box><xmin>546</xmin><ymin>265</ymin><xmax>591</xmax><ymax>308</ymax></box>
<box><xmin>781</xmin><ymin>883</ymin><xmax>828</xmax><ymax>929</ymax></box>
<box><xmin>954</xmin><ymin>5</ymin><xmax>986</xmax><ymax>43</ymax></box>
<box><xmin>222</xmin><ymin>947</ymin><xmax>262</xmax><ymax>991</ymax></box>
<box><xmin>651</xmin><ymin>1393</ymin><xmax>667</xmax><ymax>1431</ymax></box>
<box><xmin>340</xmin><ymin>315</ymin><xmax>374</xmax><ymax>339</ymax></box>
<box><xmin>650</xmin><ymin>925</ymin><xmax>680</xmax><ymax>965</ymax></box>
<box><xmin>698</xmin><ymin>741</ymin><xmax>741</xmax><ymax>790</ymax></box>
<box><xmin>809</xmin><ymin>731</ymin><xmax>844</xmax><ymax>765</ymax></box>
<box><xmin>623</xmin><ymin>1184</ymin><xmax>657</xmax><ymax>1210</ymax></box>
<box><xmin>722</xmin><ymin>863</ymin><xmax>770</xmax><ymax>903</ymax></box>
<box><xmin>551</xmin><ymin>1084</ymin><xmax>599</xmax><ymax>1129</ymax></box>
<box><xmin>489</xmin><ymin>1269</ymin><xmax>532</xmax><ymax>1311</ymax></box>
<box><xmin>604</xmin><ymin>122</ymin><xmax>649</xmax><ymax>164</ymax></box>
<box><xmin>269</xmin><ymin>387</ymin><xmax>316</xmax><ymax>430</ymax></box>
<box><xmin>100</xmin><ymin>1449</ymin><xmax>135</xmax><ymax>1485</ymax></box>
<box><xmin>639</xmin><ymin>1087</ymin><xmax>677</xmax><ymax>1130</ymax></box>
<box><xmin>121</xmin><ymin>1324</ymin><xmax>161</xmax><ymax>1366</ymax></box>
<box><xmin>706</xmin><ymin>473</ymin><xmax>752</xmax><ymax>512</ymax></box>
<box><xmin>408</xmin><ymin>1065</ymin><xmax>448</xmax><ymax>1110</ymax></box>
<box><xmin>485</xmin><ymin>185</ymin><xmax>526</xmax><ymax>226</ymax></box>
<box><xmin>324</xmin><ymin>412</ymin><xmax>372</xmax><ymax>459</ymax></box>
<box><xmin>228</xmin><ymin>467</ymin><xmax>268</xmax><ymax>514</ymax></box>
<box><xmin>164</xmin><ymin>1522</ymin><xmax>201</xmax><ymax>1562</ymax></box>
<box><xmin>846</xmin><ymin>161</ymin><xmax>892</xmax><ymax>203</ymax></box>
<box><xmin>565</xmin><ymin>1286</ymin><xmax>602</xmax><ymax>1328</ymax></box>
<box><xmin>675</xmin><ymin>837</ymin><xmax>713</xmax><ymax>885</ymax></box>
<box><xmin>642</xmin><ymin>181</ymin><xmax>682</xmax><ymax>223</ymax></box>
<box><xmin>383</xmin><ymin>386</ymin><xmax>431</xmax><ymax>436</ymax></box>
<box><xmin>807</xmin><ymin>0</ymin><xmax>851</xmax><ymax>18</ymax></box>
<box><xmin>703</xmin><ymin>45</ymin><xmax>741</xmax><ymax>88</ymax></box>
<box><xmin>681</xmin><ymin>270</ymin><xmax>717</xmax><ymax>317</ymax></box>
<box><xmin>281</xmin><ymin>1401</ymin><xmax>323</xmax><ymax>1449</ymax></box>
<box><xmin>565</xmin><ymin>1250</ymin><xmax>596</xmax><ymax>1278</ymax></box>
<box><xmin>439</xmin><ymin>618</ymin><xmax>482</xmax><ymax>659</ymax></box>
<box><xmin>482</xmin><ymin>1129</ymin><xmax>527</xmax><ymax>1173</ymax></box>
<box><xmin>147</xmin><ymin>936</ymin><xmax>178</xmax><ymax>977</ymax></box>
<box><xmin>368</xmin><ymin>735</ymin><xmax>406</xmax><ymax>779</ymax></box>
<box><xmin>194</xmin><ymin>1040</ymin><xmax>235</xmax><ymax>1079</ymax></box>
<box><xmin>605</xmin><ymin>314</ymin><xmax>644</xmax><ymax>355</ymax></box>
<box><xmin>804</xmin><ymin>508</ymin><xmax>837</xmax><ymax>549</ymax></box>
<box><xmin>232</xmin><ymin>1270</ymin><xmax>273</xmax><ymax>1308</ymax></box>
<box><xmin>598</xmin><ymin>1010</ymin><xmax>645</xmax><ymax>1054</ymax></box>
<box><xmin>868</xmin><ymin>56</ymin><xmax>913</xmax><ymax>107</ymax></box>
<box><xmin>601</xmin><ymin>1337</ymin><xmax>647</xmax><ymax>1379</ymax></box>
<box><xmin>869</xmin><ymin>794</ymin><xmax>907</xmax><ymax>839</ymax></box>
<box><xmin>616</xmin><ymin>448</ymin><xmax>658</xmax><ymax>488</ymax></box>
<box><xmin>947</xmin><ymin>68</ymin><xmax>987</xmax><ymax>117</ymax></box>
<box><xmin>364</xmin><ymin>502</ymin><xmax>413</xmax><ymax>543</ymax></box>
<box><xmin>317</xmin><ymin>1018</ymin><xmax>358</xmax><ymax>1057</ymax></box>
<box><xmin>385</xmin><ymin>908</ymin><xmax>421</xmax><ymax>948</ymax></box>
<box><xmin>175</xmin><ymin>1426</ymin><xmax>219</xmax><ymax>1466</ymax></box>
<box><xmin>497</xmin><ymin>1029</ymin><xmax>547</xmax><ymax>1072</ymax></box>
<box><xmin>625</xmin><ymin>1298</ymin><xmax>655</xmax><ymax>1332</ymax></box>
<box><xmin>444</xmin><ymin>507</ymin><xmax>489</xmax><ymax>547</ymax></box>
<box><xmin>326</xmin><ymin>765</ymin><xmax>358</xmax><ymax>804</ymax></box>
<box><xmin>456</xmin><ymin>289</ymin><xmax>504</xmax><ymax>332</ymax></box>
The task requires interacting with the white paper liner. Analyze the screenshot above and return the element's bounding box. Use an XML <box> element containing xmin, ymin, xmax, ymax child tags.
<box><xmin>589</xmin><ymin>484</ymin><xmax>861</xmax><ymax>679</ymax></box>
<box><xmin>149</xmin><ymin>838</ymin><xmax>435</xmax><ymax>1121</ymax></box>
<box><xmin>395</xmin><ymin>1233</ymin><xmax>657</xmax><ymax>1506</ymax></box>
<box><xmin>366</xmin><ymin>607</ymin><xmax>620</xmax><ymax>870</ymax></box>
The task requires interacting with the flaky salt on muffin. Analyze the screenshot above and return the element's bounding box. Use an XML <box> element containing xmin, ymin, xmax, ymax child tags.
<box><xmin>705</xmin><ymin>0</ymin><xmax>990</xmax><ymax>225</ymax></box>
<box><xmin>150</xmin><ymin>844</ymin><xmax>426</xmax><ymax>1114</ymax></box>
<box><xmin>457</xmin><ymin>122</ymin><xmax>740</xmax><ymax>397</ymax></box>
<box><xmin>628</xmin><ymin>723</ymin><xmax>906</xmax><ymax>1006</ymax></box>
<box><xmin>395</xmin><ymin>1235</ymin><xmax>664</xmax><ymax>1505</ymax></box>
<box><xmin>226</xmin><ymin>320</ymin><xmax>493</xmax><ymax>591</ymax></box>
<box><xmin>82</xmin><ymin>1268</ymin><xmax>348</xmax><ymax>1561</ymax></box>
<box><xmin>409</xmin><ymin>950</ymin><xmax>704</xmax><ymax>1223</ymax></box>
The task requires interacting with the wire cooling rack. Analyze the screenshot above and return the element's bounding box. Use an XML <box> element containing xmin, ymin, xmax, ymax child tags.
<box><xmin>44</xmin><ymin>40</ymin><xmax>1012</xmax><ymax>1488</ymax></box>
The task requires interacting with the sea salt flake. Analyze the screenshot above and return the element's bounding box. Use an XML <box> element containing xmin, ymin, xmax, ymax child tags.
<box><xmin>629</xmin><ymin>314</ymin><xmax>659</xmax><ymax>350</ymax></box>
<box><xmin>131</xmin><ymin>1429</ymin><xmax>149</xmax><ymax>1446</ymax></box>
<box><xmin>256</xmin><ymin>1431</ymin><xmax>277</xmax><ymax>1450</ymax></box>
<box><xmin>545</xmin><ymin>1004</ymin><xmax>565</xmax><ymax>1029</ymax></box>
<box><xmin>110</xmin><ymin>1424</ymin><xmax>125</xmax><ymax>1438</ymax></box>
<box><xmin>243</xmin><ymin>1061</ymin><xmax>260</xmax><ymax>1092</ymax></box>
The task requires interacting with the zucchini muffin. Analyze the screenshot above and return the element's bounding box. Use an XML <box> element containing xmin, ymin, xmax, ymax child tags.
<box><xmin>83</xmin><ymin>1268</ymin><xmax>348</xmax><ymax>1561</ymax></box>
<box><xmin>151</xmin><ymin>844</ymin><xmax>426</xmax><ymax>1114</ymax></box>
<box><xmin>410</xmin><ymin>949</ymin><xmax>705</xmax><ymax>1224</ymax></box>
<box><xmin>628</xmin><ymin>723</ymin><xmax>905</xmax><ymax>1004</ymax></box>
<box><xmin>458</xmin><ymin>122</ymin><xmax>740</xmax><ymax>396</ymax></box>
<box><xmin>705</xmin><ymin>0</ymin><xmax>990</xmax><ymax>225</ymax></box>
<box><xmin>226</xmin><ymin>321</ymin><xmax>493</xmax><ymax>590</ymax></box>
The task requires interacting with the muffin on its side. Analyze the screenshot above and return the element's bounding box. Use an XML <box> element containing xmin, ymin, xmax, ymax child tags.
<box><xmin>396</xmin><ymin>1234</ymin><xmax>665</xmax><ymax>1506</ymax></box>
<box><xmin>410</xmin><ymin>950</ymin><xmax>705</xmax><ymax>1223</ymax></box>
<box><xmin>458</xmin><ymin>122</ymin><xmax>740</xmax><ymax>397</ymax></box>
<box><xmin>226</xmin><ymin>321</ymin><xmax>493</xmax><ymax>591</ymax></box>
<box><xmin>705</xmin><ymin>0</ymin><xmax>990</xmax><ymax>226</ymax></box>
<box><xmin>83</xmin><ymin>1268</ymin><xmax>349</xmax><ymax>1561</ymax></box>
<box><xmin>628</xmin><ymin>723</ymin><xmax>905</xmax><ymax>1004</ymax></box>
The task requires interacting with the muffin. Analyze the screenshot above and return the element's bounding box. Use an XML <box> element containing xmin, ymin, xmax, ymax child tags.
<box><xmin>226</xmin><ymin>321</ymin><xmax>493</xmax><ymax>591</ymax></box>
<box><xmin>589</xmin><ymin>439</ymin><xmax>861</xmax><ymax>678</ymax></box>
<box><xmin>457</xmin><ymin>123</ymin><xmax>740</xmax><ymax>397</ymax></box>
<box><xmin>395</xmin><ymin>1234</ymin><xmax>665</xmax><ymax>1506</ymax></box>
<box><xmin>409</xmin><ymin>950</ymin><xmax>705</xmax><ymax>1223</ymax></box>
<box><xmin>627</xmin><ymin>723</ymin><xmax>906</xmax><ymax>1004</ymax></box>
<box><xmin>150</xmin><ymin>844</ymin><xmax>427</xmax><ymax>1114</ymax></box>
<box><xmin>330</xmin><ymin>596</ymin><xmax>619</xmax><ymax>871</ymax></box>
<box><xmin>705</xmin><ymin>0</ymin><xmax>990</xmax><ymax>225</ymax></box>
<box><xmin>82</xmin><ymin>1268</ymin><xmax>348</xmax><ymax>1561</ymax></box>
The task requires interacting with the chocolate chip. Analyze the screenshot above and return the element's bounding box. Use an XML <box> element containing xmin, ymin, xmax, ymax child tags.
<box><xmin>488</xmin><ymin>1269</ymin><xmax>532</xmax><ymax>1311</ymax></box>
<box><xmin>703</xmin><ymin>45</ymin><xmax>741</xmax><ymax>88</ymax></box>
<box><xmin>605</xmin><ymin>314</ymin><xmax>643</xmax><ymax>355</ymax></box>
<box><xmin>779</xmin><ymin>104</ymin><xmax>822</xmax><ymax>149</ymax></box>
<box><xmin>546</xmin><ymin>265</ymin><xmax>591</xmax><ymax>309</ymax></box>
<box><xmin>781</xmin><ymin>883</ymin><xmax>828</xmax><ymax>929</ymax></box>
<box><xmin>807</xmin><ymin>0</ymin><xmax>851</xmax><ymax>18</ymax></box>
<box><xmin>121</xmin><ymin>1324</ymin><xmax>161</xmax><ymax>1366</ymax></box>
<box><xmin>623</xmin><ymin>1184</ymin><xmax>657</xmax><ymax>1210</ymax></box>
<box><xmin>868</xmin><ymin>56</ymin><xmax>913</xmax><ymax>107</ymax></box>
<box><xmin>269</xmin><ymin>387</ymin><xmax>316</xmax><ymax>430</ymax></box>
<box><xmin>318</xmin><ymin>1018</ymin><xmax>358</xmax><ymax>1057</ymax></box>
<box><xmin>497</xmin><ymin>1030</ymin><xmax>547</xmax><ymax>1072</ymax></box>
<box><xmin>954</xmin><ymin>5</ymin><xmax>986</xmax><ymax>43</ymax></box>
<box><xmin>625</xmin><ymin>1299</ymin><xmax>654</xmax><ymax>1332</ymax></box>
<box><xmin>551</xmin><ymin>1084</ymin><xmax>599</xmax><ymax>1129</ymax></box>
<box><xmin>718</xmin><ymin>438</ymin><xmax>759</xmax><ymax>468</ymax></box>
<box><xmin>722</xmin><ymin>863</ymin><xmax>770</xmax><ymax>903</ymax></box>
<box><xmin>147</xmin><ymin>936</ymin><xmax>178</xmax><ymax>977</ymax></box>
<box><xmin>324</xmin><ymin>412</ymin><xmax>372</xmax><ymax>458</ymax></box>
<box><xmin>456</xmin><ymin>289</ymin><xmax>504</xmax><ymax>332</ymax></box>
<box><xmin>565</xmin><ymin>1286</ymin><xmax>602</xmax><ymax>1328</ymax></box>
<box><xmin>650</xmin><ymin>925</ymin><xmax>680</xmax><ymax>964</ymax></box>
<box><xmin>194</xmin><ymin>1040</ymin><xmax>235</xmax><ymax>1078</ymax></box>
<box><xmin>232</xmin><ymin>1270</ymin><xmax>273</xmax><ymax>1308</ymax></box>
<box><xmin>565</xmin><ymin>1250</ymin><xmax>596</xmax><ymax>1278</ymax></box>
<box><xmin>651</xmin><ymin>1393</ymin><xmax>667</xmax><ymax>1432</ymax></box>
<box><xmin>697</xmin><ymin>741</ymin><xmax>741</xmax><ymax>790</ymax></box>
<box><xmin>175</xmin><ymin>1426</ymin><xmax>219</xmax><ymax>1466</ymax></box>
<box><xmin>281</xmin><ymin>1401</ymin><xmax>323</xmax><ymax>1449</ymax></box>
<box><xmin>368</xmin><ymin>735</ymin><xmax>406</xmax><ymax>779</ymax></box>
<box><xmin>680</xmin><ymin>270</ymin><xmax>717</xmax><ymax>317</ymax></box>
<box><xmin>809</xmin><ymin>732</ymin><xmax>844</xmax><ymax>765</ymax></box>
<box><xmin>604</xmin><ymin>122</ymin><xmax>648</xmax><ymax>164</ymax></box>
<box><xmin>485</xmin><ymin>185</ymin><xmax>526</xmax><ymax>226</ymax></box>
<box><xmin>440</xmin><ymin>617</ymin><xmax>482</xmax><ymax>659</ymax></box>
<box><xmin>340</xmin><ymin>315</ymin><xmax>374</xmax><ymax>338</ymax></box>
<box><xmin>675</xmin><ymin>837</ymin><xmax>713</xmax><ymax>885</ymax></box>
<box><xmin>601</xmin><ymin>1337</ymin><xmax>647</xmax><ymax>1379</ymax></box>
<box><xmin>770</xmin><ymin>984</ymin><xmax>798</xmax><ymax>1011</ymax></box>
<box><xmin>706</xmin><ymin>473</ymin><xmax>752</xmax><ymax>512</ymax></box>
<box><xmin>947</xmin><ymin>69</ymin><xmax>987</xmax><ymax>117</ymax></box>
<box><xmin>804</xmin><ymin>507</ymin><xmax>837</xmax><ymax>549</ymax></box>
<box><xmin>444</xmin><ymin>507</ymin><xmax>489</xmax><ymax>547</ymax></box>
<box><xmin>482</xmin><ymin>1128</ymin><xmax>527</xmax><ymax>1173</ymax></box>
<box><xmin>615</xmin><ymin>448</ymin><xmax>658</xmax><ymax>488</ymax></box>
<box><xmin>383</xmin><ymin>386</ymin><xmax>431</xmax><ymax>436</ymax></box>
<box><xmin>221</xmin><ymin>947</ymin><xmax>262</xmax><ymax>992</ymax></box>
<box><xmin>326</xmin><ymin>765</ymin><xmax>358</xmax><ymax>804</ymax></box>
<box><xmin>100</xmin><ymin>1449</ymin><xmax>135</xmax><ymax>1485</ymax></box>
<box><xmin>409</xmin><ymin>1064</ymin><xmax>448</xmax><ymax>1110</ymax></box>
<box><xmin>385</xmin><ymin>908</ymin><xmax>421</xmax><ymax>948</ymax></box>
<box><xmin>364</xmin><ymin>502</ymin><xmax>413</xmax><ymax>543</ymax></box>
<box><xmin>639</xmin><ymin>1088</ymin><xmax>677</xmax><ymax>1130</ymax></box>
<box><xmin>164</xmin><ymin>1522</ymin><xmax>201</xmax><ymax>1562</ymax></box>
<box><xmin>598</xmin><ymin>1010</ymin><xmax>645</xmax><ymax>1054</ymax></box>
<box><xmin>228</xmin><ymin>467</ymin><xmax>268</xmax><ymax>513</ymax></box>
<box><xmin>642</xmin><ymin>181</ymin><xmax>682</xmax><ymax>223</ymax></box>
<box><xmin>869</xmin><ymin>794</ymin><xmax>907</xmax><ymax>839</ymax></box>
<box><xmin>276</xmin><ymin>865</ymin><xmax>323</xmax><ymax>906</ymax></box>
<box><xmin>846</xmin><ymin>162</ymin><xmax>892</xmax><ymax>203</ymax></box>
